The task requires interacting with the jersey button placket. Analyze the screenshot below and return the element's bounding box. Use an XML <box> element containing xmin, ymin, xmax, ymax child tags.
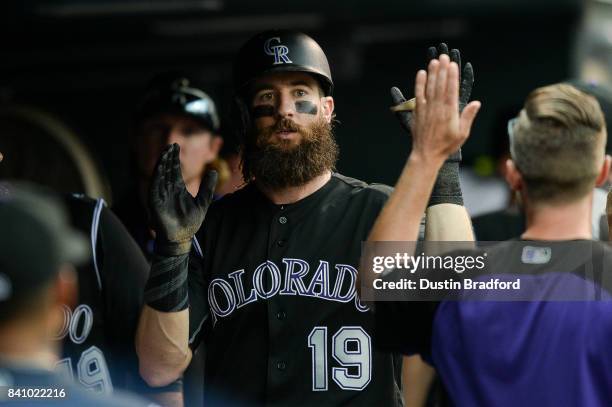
<box><xmin>277</xmin><ymin>215</ymin><xmax>288</xmax><ymax>248</ymax></box>
<box><xmin>268</xmin><ymin>209</ymin><xmax>290</xmax><ymax>391</ymax></box>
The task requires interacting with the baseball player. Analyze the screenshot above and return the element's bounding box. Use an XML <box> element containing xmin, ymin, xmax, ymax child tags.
<box><xmin>115</xmin><ymin>73</ymin><xmax>222</xmax><ymax>259</ymax></box>
<box><xmin>0</xmin><ymin>184</ymin><xmax>151</xmax><ymax>406</ymax></box>
<box><xmin>135</xmin><ymin>31</ymin><xmax>476</xmax><ymax>406</ymax></box>
<box><xmin>57</xmin><ymin>194</ymin><xmax>182</xmax><ymax>405</ymax></box>
<box><xmin>372</xmin><ymin>75</ymin><xmax>612</xmax><ymax>405</ymax></box>
<box><xmin>0</xmin><ymin>150</ymin><xmax>180</xmax><ymax>405</ymax></box>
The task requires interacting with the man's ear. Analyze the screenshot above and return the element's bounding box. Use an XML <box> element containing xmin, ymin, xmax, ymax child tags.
<box><xmin>504</xmin><ymin>159</ymin><xmax>523</xmax><ymax>191</ymax></box>
<box><xmin>320</xmin><ymin>96</ymin><xmax>334</xmax><ymax>123</ymax></box>
<box><xmin>596</xmin><ymin>155</ymin><xmax>611</xmax><ymax>187</ymax></box>
<box><xmin>210</xmin><ymin>135</ymin><xmax>223</xmax><ymax>158</ymax></box>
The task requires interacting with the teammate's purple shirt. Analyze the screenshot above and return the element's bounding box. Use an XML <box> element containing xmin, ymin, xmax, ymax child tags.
<box><xmin>432</xmin><ymin>271</ymin><xmax>612</xmax><ymax>406</ymax></box>
<box><xmin>375</xmin><ymin>240</ymin><xmax>612</xmax><ymax>406</ymax></box>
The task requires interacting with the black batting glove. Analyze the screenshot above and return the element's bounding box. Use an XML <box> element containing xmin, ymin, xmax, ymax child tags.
<box><xmin>149</xmin><ymin>143</ymin><xmax>217</xmax><ymax>256</ymax></box>
<box><xmin>427</xmin><ymin>43</ymin><xmax>474</xmax><ymax>112</ymax></box>
<box><xmin>391</xmin><ymin>43</ymin><xmax>475</xmax><ymax>207</ymax></box>
<box><xmin>391</xmin><ymin>43</ymin><xmax>474</xmax><ymax>163</ymax></box>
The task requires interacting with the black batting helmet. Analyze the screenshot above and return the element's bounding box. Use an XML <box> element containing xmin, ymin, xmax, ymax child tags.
<box><xmin>233</xmin><ymin>30</ymin><xmax>333</xmax><ymax>96</ymax></box>
<box><xmin>136</xmin><ymin>73</ymin><xmax>220</xmax><ymax>132</ymax></box>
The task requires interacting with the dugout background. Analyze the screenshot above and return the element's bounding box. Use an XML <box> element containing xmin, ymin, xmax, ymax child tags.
<box><xmin>0</xmin><ymin>0</ymin><xmax>589</xmax><ymax>203</ymax></box>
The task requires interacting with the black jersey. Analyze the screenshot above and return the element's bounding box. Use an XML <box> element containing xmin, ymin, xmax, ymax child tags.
<box><xmin>113</xmin><ymin>189</ymin><xmax>155</xmax><ymax>259</ymax></box>
<box><xmin>52</xmin><ymin>195</ymin><xmax>153</xmax><ymax>395</ymax></box>
<box><xmin>188</xmin><ymin>173</ymin><xmax>400</xmax><ymax>406</ymax></box>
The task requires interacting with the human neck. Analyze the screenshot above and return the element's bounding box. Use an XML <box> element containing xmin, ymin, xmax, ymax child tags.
<box><xmin>257</xmin><ymin>171</ymin><xmax>332</xmax><ymax>205</ymax></box>
<box><xmin>522</xmin><ymin>194</ymin><xmax>593</xmax><ymax>241</ymax></box>
<box><xmin>0</xmin><ymin>321</ymin><xmax>56</xmax><ymax>369</ymax></box>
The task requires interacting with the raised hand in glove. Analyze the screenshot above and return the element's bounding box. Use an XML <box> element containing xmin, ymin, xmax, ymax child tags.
<box><xmin>149</xmin><ymin>143</ymin><xmax>218</xmax><ymax>256</ymax></box>
<box><xmin>391</xmin><ymin>43</ymin><xmax>477</xmax><ymax>206</ymax></box>
<box><xmin>390</xmin><ymin>43</ymin><xmax>474</xmax><ymax>137</ymax></box>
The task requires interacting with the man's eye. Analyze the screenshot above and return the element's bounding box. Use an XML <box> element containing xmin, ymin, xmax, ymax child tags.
<box><xmin>258</xmin><ymin>92</ymin><xmax>273</xmax><ymax>102</ymax></box>
<box><xmin>295</xmin><ymin>89</ymin><xmax>307</xmax><ymax>97</ymax></box>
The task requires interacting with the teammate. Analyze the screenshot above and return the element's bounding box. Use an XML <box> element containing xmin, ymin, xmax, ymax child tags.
<box><xmin>0</xmin><ymin>148</ymin><xmax>181</xmax><ymax>405</ymax></box>
<box><xmin>0</xmin><ymin>184</ymin><xmax>150</xmax><ymax>406</ymax></box>
<box><xmin>371</xmin><ymin>81</ymin><xmax>612</xmax><ymax>405</ymax></box>
<box><xmin>473</xmin><ymin>80</ymin><xmax>612</xmax><ymax>242</ymax></box>
<box><xmin>135</xmin><ymin>31</ymin><xmax>476</xmax><ymax>405</ymax></box>
<box><xmin>57</xmin><ymin>194</ymin><xmax>182</xmax><ymax>405</ymax></box>
<box><xmin>115</xmin><ymin>72</ymin><xmax>223</xmax><ymax>258</ymax></box>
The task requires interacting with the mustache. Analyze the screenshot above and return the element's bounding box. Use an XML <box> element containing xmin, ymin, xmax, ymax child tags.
<box><xmin>270</xmin><ymin>118</ymin><xmax>301</xmax><ymax>133</ymax></box>
<box><xmin>256</xmin><ymin>118</ymin><xmax>304</xmax><ymax>146</ymax></box>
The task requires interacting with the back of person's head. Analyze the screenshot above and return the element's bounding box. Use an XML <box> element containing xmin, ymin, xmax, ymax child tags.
<box><xmin>0</xmin><ymin>184</ymin><xmax>86</xmax><ymax>328</ymax></box>
<box><xmin>510</xmin><ymin>83</ymin><xmax>607</xmax><ymax>204</ymax></box>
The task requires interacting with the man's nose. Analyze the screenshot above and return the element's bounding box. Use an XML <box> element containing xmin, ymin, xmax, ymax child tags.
<box><xmin>166</xmin><ymin>129</ymin><xmax>184</xmax><ymax>146</ymax></box>
<box><xmin>276</xmin><ymin>93</ymin><xmax>295</xmax><ymax>118</ymax></box>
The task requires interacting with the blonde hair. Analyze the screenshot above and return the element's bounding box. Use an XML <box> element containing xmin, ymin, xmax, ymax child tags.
<box><xmin>511</xmin><ymin>83</ymin><xmax>606</xmax><ymax>203</ymax></box>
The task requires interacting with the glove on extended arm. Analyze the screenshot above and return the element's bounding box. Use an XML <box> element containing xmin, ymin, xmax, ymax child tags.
<box><xmin>145</xmin><ymin>143</ymin><xmax>217</xmax><ymax>312</ymax></box>
<box><xmin>149</xmin><ymin>143</ymin><xmax>217</xmax><ymax>256</ymax></box>
<box><xmin>391</xmin><ymin>43</ymin><xmax>474</xmax><ymax>206</ymax></box>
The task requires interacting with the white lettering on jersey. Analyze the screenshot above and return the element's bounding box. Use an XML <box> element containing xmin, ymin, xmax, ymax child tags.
<box><xmin>208</xmin><ymin>258</ymin><xmax>369</xmax><ymax>323</ymax></box>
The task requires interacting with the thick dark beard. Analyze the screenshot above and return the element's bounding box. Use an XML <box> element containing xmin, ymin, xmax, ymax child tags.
<box><xmin>242</xmin><ymin>116</ymin><xmax>338</xmax><ymax>190</ymax></box>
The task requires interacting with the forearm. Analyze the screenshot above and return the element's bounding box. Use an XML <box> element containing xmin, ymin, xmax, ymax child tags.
<box><xmin>368</xmin><ymin>154</ymin><xmax>443</xmax><ymax>242</ymax></box>
<box><xmin>402</xmin><ymin>355</ymin><xmax>435</xmax><ymax>407</ymax></box>
<box><xmin>425</xmin><ymin>203</ymin><xmax>474</xmax><ymax>242</ymax></box>
<box><xmin>136</xmin><ymin>305</ymin><xmax>192</xmax><ymax>387</ymax></box>
<box><xmin>137</xmin><ymin>250</ymin><xmax>193</xmax><ymax>387</ymax></box>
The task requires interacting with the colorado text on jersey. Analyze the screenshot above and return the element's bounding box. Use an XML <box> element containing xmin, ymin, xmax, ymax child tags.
<box><xmin>207</xmin><ymin>258</ymin><xmax>370</xmax><ymax>323</ymax></box>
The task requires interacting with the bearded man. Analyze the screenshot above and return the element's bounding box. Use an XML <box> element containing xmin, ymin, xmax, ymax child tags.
<box><xmin>135</xmin><ymin>30</ymin><xmax>477</xmax><ymax>406</ymax></box>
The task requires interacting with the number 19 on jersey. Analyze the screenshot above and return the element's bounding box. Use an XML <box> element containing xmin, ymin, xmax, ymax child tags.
<box><xmin>308</xmin><ymin>326</ymin><xmax>372</xmax><ymax>391</ymax></box>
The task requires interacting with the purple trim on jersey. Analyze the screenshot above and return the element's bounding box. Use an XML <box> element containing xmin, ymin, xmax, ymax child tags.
<box><xmin>432</xmin><ymin>272</ymin><xmax>612</xmax><ymax>406</ymax></box>
<box><xmin>192</xmin><ymin>236</ymin><xmax>204</xmax><ymax>258</ymax></box>
<box><xmin>90</xmin><ymin>198</ymin><xmax>105</xmax><ymax>290</ymax></box>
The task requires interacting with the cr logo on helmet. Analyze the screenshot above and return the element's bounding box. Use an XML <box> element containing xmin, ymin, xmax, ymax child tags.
<box><xmin>264</xmin><ymin>37</ymin><xmax>292</xmax><ymax>65</ymax></box>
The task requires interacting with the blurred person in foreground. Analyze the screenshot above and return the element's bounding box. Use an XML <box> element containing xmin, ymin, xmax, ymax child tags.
<box><xmin>54</xmin><ymin>194</ymin><xmax>182</xmax><ymax>406</ymax></box>
<box><xmin>371</xmin><ymin>83</ymin><xmax>612</xmax><ymax>406</ymax></box>
<box><xmin>0</xmin><ymin>146</ymin><xmax>181</xmax><ymax>405</ymax></box>
<box><xmin>114</xmin><ymin>73</ymin><xmax>223</xmax><ymax>259</ymax></box>
<box><xmin>0</xmin><ymin>183</ymin><xmax>150</xmax><ymax>406</ymax></box>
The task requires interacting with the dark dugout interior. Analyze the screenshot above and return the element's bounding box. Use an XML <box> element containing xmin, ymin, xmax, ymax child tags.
<box><xmin>0</xmin><ymin>0</ymin><xmax>581</xmax><ymax>203</ymax></box>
